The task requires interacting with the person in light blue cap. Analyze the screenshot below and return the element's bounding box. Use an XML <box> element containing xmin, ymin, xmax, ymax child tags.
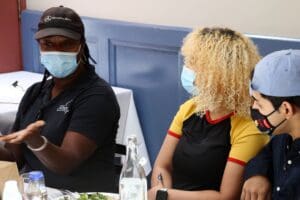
<box><xmin>241</xmin><ymin>49</ymin><xmax>300</xmax><ymax>200</ymax></box>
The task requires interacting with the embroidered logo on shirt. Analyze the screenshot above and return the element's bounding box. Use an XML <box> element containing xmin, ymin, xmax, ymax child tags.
<box><xmin>56</xmin><ymin>100</ymin><xmax>73</xmax><ymax>114</ymax></box>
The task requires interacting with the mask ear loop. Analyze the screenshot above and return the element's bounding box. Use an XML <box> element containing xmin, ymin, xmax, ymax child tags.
<box><xmin>267</xmin><ymin>118</ymin><xmax>287</xmax><ymax>136</ymax></box>
<box><xmin>265</xmin><ymin>105</ymin><xmax>287</xmax><ymax>135</ymax></box>
<box><xmin>266</xmin><ymin>109</ymin><xmax>277</xmax><ymax>117</ymax></box>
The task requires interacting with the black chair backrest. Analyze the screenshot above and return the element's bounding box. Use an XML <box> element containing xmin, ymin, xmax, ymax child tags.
<box><xmin>114</xmin><ymin>143</ymin><xmax>126</xmax><ymax>192</ymax></box>
<box><xmin>115</xmin><ymin>143</ymin><xmax>126</xmax><ymax>155</ymax></box>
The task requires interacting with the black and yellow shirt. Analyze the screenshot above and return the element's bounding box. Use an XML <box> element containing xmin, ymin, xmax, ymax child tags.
<box><xmin>168</xmin><ymin>99</ymin><xmax>269</xmax><ymax>191</ymax></box>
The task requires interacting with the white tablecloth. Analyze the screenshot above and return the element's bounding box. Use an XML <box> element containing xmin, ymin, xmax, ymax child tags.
<box><xmin>0</xmin><ymin>71</ymin><xmax>151</xmax><ymax>175</ymax></box>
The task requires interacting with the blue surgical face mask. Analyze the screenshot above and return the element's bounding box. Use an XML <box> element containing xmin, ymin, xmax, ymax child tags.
<box><xmin>40</xmin><ymin>51</ymin><xmax>79</xmax><ymax>78</ymax></box>
<box><xmin>181</xmin><ymin>65</ymin><xmax>198</xmax><ymax>95</ymax></box>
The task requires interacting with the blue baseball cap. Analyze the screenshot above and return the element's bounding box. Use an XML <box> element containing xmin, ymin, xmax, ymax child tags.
<box><xmin>250</xmin><ymin>49</ymin><xmax>300</xmax><ymax>97</ymax></box>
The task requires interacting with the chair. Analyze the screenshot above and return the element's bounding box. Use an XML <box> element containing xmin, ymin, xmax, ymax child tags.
<box><xmin>114</xmin><ymin>143</ymin><xmax>126</xmax><ymax>192</ymax></box>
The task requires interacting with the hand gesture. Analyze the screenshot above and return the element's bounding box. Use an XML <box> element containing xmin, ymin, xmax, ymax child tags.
<box><xmin>0</xmin><ymin>120</ymin><xmax>45</xmax><ymax>144</ymax></box>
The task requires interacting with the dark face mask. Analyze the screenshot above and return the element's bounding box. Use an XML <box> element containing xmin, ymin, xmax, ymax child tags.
<box><xmin>250</xmin><ymin>108</ymin><xmax>286</xmax><ymax>136</ymax></box>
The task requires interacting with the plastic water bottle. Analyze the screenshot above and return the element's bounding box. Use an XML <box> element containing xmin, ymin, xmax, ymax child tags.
<box><xmin>25</xmin><ymin>171</ymin><xmax>47</xmax><ymax>200</ymax></box>
<box><xmin>119</xmin><ymin>135</ymin><xmax>147</xmax><ymax>200</ymax></box>
<box><xmin>2</xmin><ymin>180</ymin><xmax>22</xmax><ymax>200</ymax></box>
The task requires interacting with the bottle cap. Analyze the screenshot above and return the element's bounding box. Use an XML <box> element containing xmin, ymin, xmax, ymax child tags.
<box><xmin>127</xmin><ymin>135</ymin><xmax>138</xmax><ymax>143</ymax></box>
<box><xmin>29</xmin><ymin>171</ymin><xmax>44</xmax><ymax>181</ymax></box>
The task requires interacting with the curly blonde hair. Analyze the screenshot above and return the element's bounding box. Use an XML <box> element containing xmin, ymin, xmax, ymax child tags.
<box><xmin>181</xmin><ymin>27</ymin><xmax>260</xmax><ymax>117</ymax></box>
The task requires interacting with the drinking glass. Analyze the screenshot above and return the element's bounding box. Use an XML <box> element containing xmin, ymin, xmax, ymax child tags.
<box><xmin>19</xmin><ymin>171</ymin><xmax>47</xmax><ymax>200</ymax></box>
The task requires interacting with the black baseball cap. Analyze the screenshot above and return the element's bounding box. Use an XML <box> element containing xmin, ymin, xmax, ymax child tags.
<box><xmin>35</xmin><ymin>6</ymin><xmax>84</xmax><ymax>40</ymax></box>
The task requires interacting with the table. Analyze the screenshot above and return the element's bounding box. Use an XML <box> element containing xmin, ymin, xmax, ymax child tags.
<box><xmin>0</xmin><ymin>71</ymin><xmax>151</xmax><ymax>175</ymax></box>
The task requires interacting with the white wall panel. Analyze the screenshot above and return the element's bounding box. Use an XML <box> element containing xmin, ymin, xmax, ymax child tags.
<box><xmin>27</xmin><ymin>0</ymin><xmax>300</xmax><ymax>39</ymax></box>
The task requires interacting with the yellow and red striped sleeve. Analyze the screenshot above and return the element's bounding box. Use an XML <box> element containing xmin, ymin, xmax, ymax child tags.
<box><xmin>167</xmin><ymin>99</ymin><xmax>196</xmax><ymax>139</ymax></box>
<box><xmin>228</xmin><ymin>116</ymin><xmax>270</xmax><ymax>166</ymax></box>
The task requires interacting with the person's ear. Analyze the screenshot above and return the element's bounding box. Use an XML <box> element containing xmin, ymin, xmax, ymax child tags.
<box><xmin>280</xmin><ymin>101</ymin><xmax>294</xmax><ymax>119</ymax></box>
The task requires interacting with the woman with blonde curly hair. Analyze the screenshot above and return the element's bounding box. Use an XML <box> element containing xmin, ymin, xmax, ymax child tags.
<box><xmin>148</xmin><ymin>27</ymin><xmax>269</xmax><ymax>200</ymax></box>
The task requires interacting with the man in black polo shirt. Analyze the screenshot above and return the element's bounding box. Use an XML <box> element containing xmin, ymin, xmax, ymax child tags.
<box><xmin>0</xmin><ymin>6</ymin><xmax>120</xmax><ymax>192</ymax></box>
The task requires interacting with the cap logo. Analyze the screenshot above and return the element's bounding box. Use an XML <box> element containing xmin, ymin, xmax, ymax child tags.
<box><xmin>44</xmin><ymin>15</ymin><xmax>72</xmax><ymax>23</ymax></box>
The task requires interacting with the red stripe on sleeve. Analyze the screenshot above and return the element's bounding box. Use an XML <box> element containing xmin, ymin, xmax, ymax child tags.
<box><xmin>205</xmin><ymin>110</ymin><xmax>234</xmax><ymax>124</ymax></box>
<box><xmin>167</xmin><ymin>130</ymin><xmax>181</xmax><ymax>139</ymax></box>
<box><xmin>228</xmin><ymin>157</ymin><xmax>246</xmax><ymax>166</ymax></box>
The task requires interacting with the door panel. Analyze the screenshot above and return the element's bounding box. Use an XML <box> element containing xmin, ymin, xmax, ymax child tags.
<box><xmin>0</xmin><ymin>0</ymin><xmax>25</xmax><ymax>72</ymax></box>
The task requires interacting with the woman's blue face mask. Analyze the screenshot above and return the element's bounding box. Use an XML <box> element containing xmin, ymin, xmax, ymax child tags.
<box><xmin>181</xmin><ymin>66</ymin><xmax>198</xmax><ymax>95</ymax></box>
<box><xmin>40</xmin><ymin>51</ymin><xmax>79</xmax><ymax>78</ymax></box>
